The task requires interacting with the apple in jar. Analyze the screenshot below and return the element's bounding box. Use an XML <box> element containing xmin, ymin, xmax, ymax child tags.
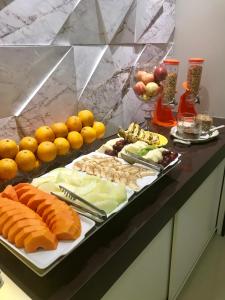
<box><xmin>133</xmin><ymin>81</ymin><xmax>146</xmax><ymax>95</ymax></box>
<box><xmin>142</xmin><ymin>94</ymin><xmax>150</xmax><ymax>101</ymax></box>
<box><xmin>142</xmin><ymin>73</ymin><xmax>154</xmax><ymax>85</ymax></box>
<box><xmin>145</xmin><ymin>82</ymin><xmax>159</xmax><ymax>97</ymax></box>
<box><xmin>135</xmin><ymin>71</ymin><xmax>147</xmax><ymax>81</ymax></box>
<box><xmin>153</xmin><ymin>64</ymin><xmax>167</xmax><ymax>82</ymax></box>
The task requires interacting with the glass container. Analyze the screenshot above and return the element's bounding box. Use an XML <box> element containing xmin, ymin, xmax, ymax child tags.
<box><xmin>131</xmin><ymin>63</ymin><xmax>161</xmax><ymax>130</ymax></box>
<box><xmin>177</xmin><ymin>112</ymin><xmax>202</xmax><ymax>139</ymax></box>
<box><xmin>163</xmin><ymin>59</ymin><xmax>180</xmax><ymax>104</ymax></box>
<box><xmin>187</xmin><ymin>58</ymin><xmax>204</xmax><ymax>97</ymax></box>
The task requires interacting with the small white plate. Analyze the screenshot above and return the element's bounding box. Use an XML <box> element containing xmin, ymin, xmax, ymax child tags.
<box><xmin>170</xmin><ymin>126</ymin><xmax>219</xmax><ymax>143</ymax></box>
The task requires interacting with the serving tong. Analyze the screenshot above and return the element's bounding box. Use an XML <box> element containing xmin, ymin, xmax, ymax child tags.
<box><xmin>51</xmin><ymin>185</ymin><xmax>107</xmax><ymax>223</ymax></box>
<box><xmin>120</xmin><ymin>151</ymin><xmax>163</xmax><ymax>172</ymax></box>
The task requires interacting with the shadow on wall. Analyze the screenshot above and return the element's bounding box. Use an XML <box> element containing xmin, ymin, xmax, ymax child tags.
<box><xmin>198</xmin><ymin>86</ymin><xmax>210</xmax><ymax>113</ymax></box>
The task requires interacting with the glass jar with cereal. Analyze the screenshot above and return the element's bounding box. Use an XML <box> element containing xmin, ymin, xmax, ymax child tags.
<box><xmin>163</xmin><ymin>59</ymin><xmax>180</xmax><ymax>104</ymax></box>
<box><xmin>187</xmin><ymin>58</ymin><xmax>205</xmax><ymax>97</ymax></box>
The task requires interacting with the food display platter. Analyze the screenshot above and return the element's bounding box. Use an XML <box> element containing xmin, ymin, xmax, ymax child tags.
<box><xmin>67</xmin><ymin>152</ymin><xmax>180</xmax><ymax>192</ymax></box>
<box><xmin>0</xmin><ymin>215</ymin><xmax>95</xmax><ymax>276</ymax></box>
<box><xmin>0</xmin><ymin>127</ymin><xmax>181</xmax><ymax>277</ymax></box>
<box><xmin>170</xmin><ymin>126</ymin><xmax>219</xmax><ymax>143</ymax></box>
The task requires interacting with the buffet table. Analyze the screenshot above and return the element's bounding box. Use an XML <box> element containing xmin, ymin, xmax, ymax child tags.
<box><xmin>0</xmin><ymin>118</ymin><xmax>225</xmax><ymax>300</ymax></box>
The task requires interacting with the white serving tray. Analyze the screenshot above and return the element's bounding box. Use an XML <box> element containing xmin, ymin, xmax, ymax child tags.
<box><xmin>0</xmin><ymin>215</ymin><xmax>95</xmax><ymax>276</ymax></box>
<box><xmin>0</xmin><ymin>150</ymin><xmax>179</xmax><ymax>276</ymax></box>
<box><xmin>68</xmin><ymin>151</ymin><xmax>180</xmax><ymax>192</ymax></box>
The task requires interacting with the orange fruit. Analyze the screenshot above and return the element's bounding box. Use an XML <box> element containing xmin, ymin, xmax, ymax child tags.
<box><xmin>67</xmin><ymin>131</ymin><xmax>83</xmax><ymax>150</ymax></box>
<box><xmin>50</xmin><ymin>122</ymin><xmax>68</xmax><ymax>138</ymax></box>
<box><xmin>0</xmin><ymin>139</ymin><xmax>18</xmax><ymax>159</ymax></box>
<box><xmin>80</xmin><ymin>127</ymin><xmax>96</xmax><ymax>144</ymax></box>
<box><xmin>78</xmin><ymin>110</ymin><xmax>94</xmax><ymax>127</ymax></box>
<box><xmin>19</xmin><ymin>136</ymin><xmax>38</xmax><ymax>153</ymax></box>
<box><xmin>35</xmin><ymin>159</ymin><xmax>41</xmax><ymax>169</ymax></box>
<box><xmin>92</xmin><ymin>121</ymin><xmax>106</xmax><ymax>139</ymax></box>
<box><xmin>0</xmin><ymin>158</ymin><xmax>18</xmax><ymax>180</ymax></box>
<box><xmin>15</xmin><ymin>150</ymin><xmax>37</xmax><ymax>172</ymax></box>
<box><xmin>34</xmin><ymin>126</ymin><xmax>55</xmax><ymax>143</ymax></box>
<box><xmin>66</xmin><ymin>116</ymin><xmax>82</xmax><ymax>132</ymax></box>
<box><xmin>54</xmin><ymin>137</ymin><xmax>70</xmax><ymax>155</ymax></box>
<box><xmin>37</xmin><ymin>141</ymin><xmax>57</xmax><ymax>162</ymax></box>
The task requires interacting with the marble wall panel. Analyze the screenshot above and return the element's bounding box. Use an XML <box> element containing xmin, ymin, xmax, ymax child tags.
<box><xmin>53</xmin><ymin>0</ymin><xmax>106</xmax><ymax>45</ymax></box>
<box><xmin>0</xmin><ymin>46</ymin><xmax>69</xmax><ymax>118</ymax></box>
<box><xmin>0</xmin><ymin>0</ymin><xmax>176</xmax><ymax>140</ymax></box>
<box><xmin>73</xmin><ymin>45</ymin><xmax>106</xmax><ymax>98</ymax></box>
<box><xmin>0</xmin><ymin>116</ymin><xmax>20</xmax><ymax>141</ymax></box>
<box><xmin>0</xmin><ymin>0</ymin><xmax>13</xmax><ymax>10</ymax></box>
<box><xmin>0</xmin><ymin>0</ymin><xmax>77</xmax><ymax>45</ymax></box>
<box><xmin>135</xmin><ymin>0</ymin><xmax>163</xmax><ymax>42</ymax></box>
<box><xmin>137</xmin><ymin>43</ymin><xmax>174</xmax><ymax>68</ymax></box>
<box><xmin>17</xmin><ymin>48</ymin><xmax>76</xmax><ymax>135</ymax></box>
<box><xmin>0</xmin><ymin>0</ymin><xmax>175</xmax><ymax>45</ymax></box>
<box><xmin>78</xmin><ymin>47</ymin><xmax>123</xmax><ymax>123</ymax></box>
<box><xmin>97</xmin><ymin>0</ymin><xmax>133</xmax><ymax>43</ymax></box>
<box><xmin>111</xmin><ymin>0</ymin><xmax>136</xmax><ymax>44</ymax></box>
<box><xmin>138</xmin><ymin>0</ymin><xmax>175</xmax><ymax>44</ymax></box>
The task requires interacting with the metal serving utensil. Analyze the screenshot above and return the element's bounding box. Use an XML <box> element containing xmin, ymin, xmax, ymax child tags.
<box><xmin>120</xmin><ymin>152</ymin><xmax>161</xmax><ymax>172</ymax></box>
<box><xmin>59</xmin><ymin>185</ymin><xmax>107</xmax><ymax>218</ymax></box>
<box><xmin>126</xmin><ymin>150</ymin><xmax>164</xmax><ymax>171</ymax></box>
<box><xmin>50</xmin><ymin>191</ymin><xmax>106</xmax><ymax>223</ymax></box>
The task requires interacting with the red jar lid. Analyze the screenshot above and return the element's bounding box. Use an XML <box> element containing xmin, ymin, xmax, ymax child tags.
<box><xmin>164</xmin><ymin>59</ymin><xmax>180</xmax><ymax>65</ymax></box>
<box><xmin>189</xmin><ymin>58</ymin><xmax>205</xmax><ymax>63</ymax></box>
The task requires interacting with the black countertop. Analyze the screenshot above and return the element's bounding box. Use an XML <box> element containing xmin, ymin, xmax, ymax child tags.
<box><xmin>1</xmin><ymin>118</ymin><xmax>225</xmax><ymax>300</ymax></box>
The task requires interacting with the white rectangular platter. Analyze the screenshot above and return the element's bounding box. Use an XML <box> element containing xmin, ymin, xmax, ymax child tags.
<box><xmin>67</xmin><ymin>152</ymin><xmax>181</xmax><ymax>191</ymax></box>
<box><xmin>0</xmin><ymin>151</ymin><xmax>180</xmax><ymax>276</ymax></box>
<box><xmin>0</xmin><ymin>215</ymin><xmax>95</xmax><ymax>275</ymax></box>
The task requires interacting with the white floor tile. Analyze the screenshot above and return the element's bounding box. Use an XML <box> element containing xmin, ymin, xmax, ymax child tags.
<box><xmin>177</xmin><ymin>235</ymin><xmax>225</xmax><ymax>300</ymax></box>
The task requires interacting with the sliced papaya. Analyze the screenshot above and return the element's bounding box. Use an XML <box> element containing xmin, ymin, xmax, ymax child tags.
<box><xmin>0</xmin><ymin>202</ymin><xmax>28</xmax><ymax>214</ymax></box>
<box><xmin>0</xmin><ymin>208</ymin><xmax>27</xmax><ymax>233</ymax></box>
<box><xmin>41</xmin><ymin>203</ymin><xmax>69</xmax><ymax>222</ymax></box>
<box><xmin>24</xmin><ymin>230</ymin><xmax>58</xmax><ymax>253</ymax></box>
<box><xmin>7</xmin><ymin>219</ymin><xmax>46</xmax><ymax>244</ymax></box>
<box><xmin>0</xmin><ymin>202</ymin><xmax>19</xmax><ymax>215</ymax></box>
<box><xmin>16</xmin><ymin>185</ymin><xmax>35</xmax><ymax>199</ymax></box>
<box><xmin>14</xmin><ymin>183</ymin><xmax>30</xmax><ymax>191</ymax></box>
<box><xmin>36</xmin><ymin>198</ymin><xmax>66</xmax><ymax>216</ymax></box>
<box><xmin>0</xmin><ymin>197</ymin><xmax>15</xmax><ymax>206</ymax></box>
<box><xmin>19</xmin><ymin>189</ymin><xmax>38</xmax><ymax>205</ymax></box>
<box><xmin>2</xmin><ymin>213</ymin><xmax>37</xmax><ymax>238</ymax></box>
<box><xmin>26</xmin><ymin>193</ymin><xmax>47</xmax><ymax>211</ymax></box>
<box><xmin>15</xmin><ymin>226</ymin><xmax>48</xmax><ymax>248</ymax></box>
<box><xmin>1</xmin><ymin>185</ymin><xmax>18</xmax><ymax>202</ymax></box>
<box><xmin>46</xmin><ymin>211</ymin><xmax>75</xmax><ymax>228</ymax></box>
<box><xmin>52</xmin><ymin>220</ymin><xmax>81</xmax><ymax>240</ymax></box>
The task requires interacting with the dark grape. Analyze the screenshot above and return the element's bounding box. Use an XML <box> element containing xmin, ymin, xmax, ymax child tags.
<box><xmin>105</xmin><ymin>149</ymin><xmax>117</xmax><ymax>156</ymax></box>
<box><xmin>161</xmin><ymin>150</ymin><xmax>178</xmax><ymax>166</ymax></box>
<box><xmin>113</xmin><ymin>140</ymin><xmax>127</xmax><ymax>152</ymax></box>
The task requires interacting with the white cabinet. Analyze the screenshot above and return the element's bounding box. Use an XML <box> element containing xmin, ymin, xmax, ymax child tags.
<box><xmin>168</xmin><ymin>161</ymin><xmax>225</xmax><ymax>300</ymax></box>
<box><xmin>101</xmin><ymin>220</ymin><xmax>173</xmax><ymax>300</ymax></box>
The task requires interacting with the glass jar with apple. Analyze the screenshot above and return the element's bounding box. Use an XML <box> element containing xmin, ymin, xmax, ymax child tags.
<box><xmin>131</xmin><ymin>63</ymin><xmax>166</xmax><ymax>129</ymax></box>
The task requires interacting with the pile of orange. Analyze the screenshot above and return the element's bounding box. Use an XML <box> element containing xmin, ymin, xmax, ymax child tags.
<box><xmin>0</xmin><ymin>110</ymin><xmax>106</xmax><ymax>181</ymax></box>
